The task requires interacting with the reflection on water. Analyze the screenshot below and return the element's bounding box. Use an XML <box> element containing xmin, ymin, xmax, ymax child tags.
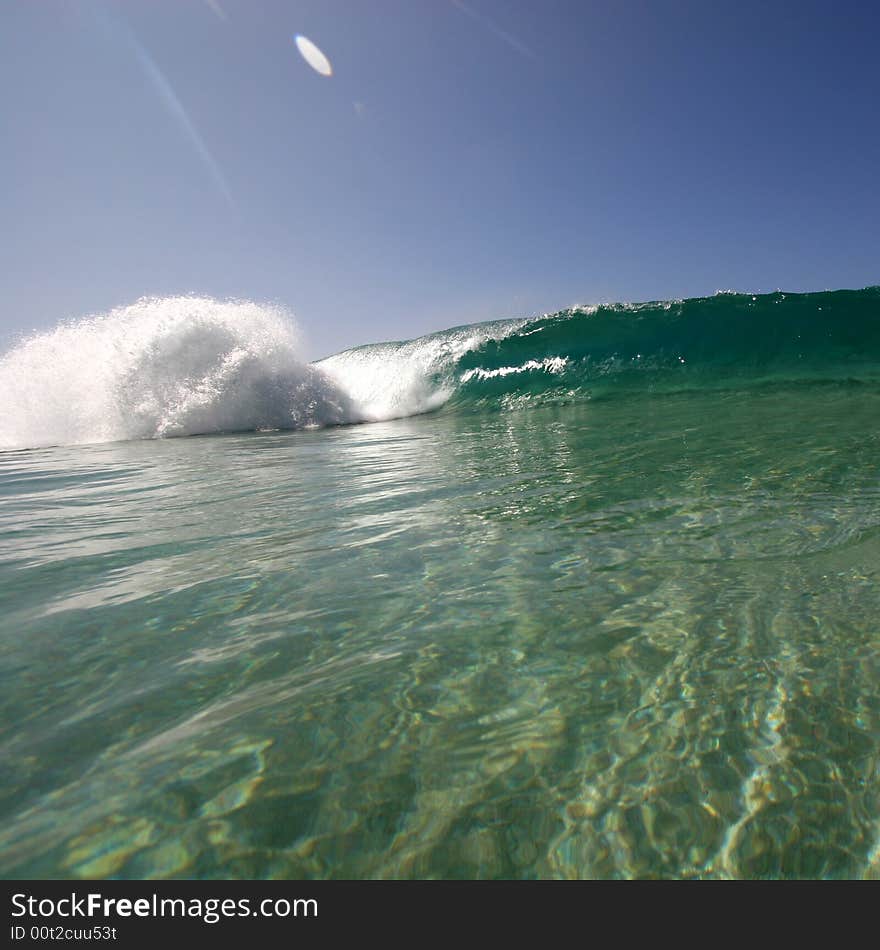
<box><xmin>1</xmin><ymin>389</ymin><xmax>879</xmax><ymax>878</ymax></box>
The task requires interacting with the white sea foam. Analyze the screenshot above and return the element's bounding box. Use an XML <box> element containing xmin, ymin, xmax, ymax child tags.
<box><xmin>459</xmin><ymin>356</ymin><xmax>569</xmax><ymax>382</ymax></box>
<box><xmin>315</xmin><ymin>319</ymin><xmax>528</xmax><ymax>421</ymax></box>
<box><xmin>0</xmin><ymin>296</ymin><xmax>358</xmax><ymax>450</ymax></box>
<box><xmin>0</xmin><ymin>297</ymin><xmax>524</xmax><ymax>450</ymax></box>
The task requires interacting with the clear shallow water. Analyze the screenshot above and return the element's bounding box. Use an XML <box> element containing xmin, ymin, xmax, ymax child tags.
<box><xmin>1</xmin><ymin>387</ymin><xmax>878</xmax><ymax>878</ymax></box>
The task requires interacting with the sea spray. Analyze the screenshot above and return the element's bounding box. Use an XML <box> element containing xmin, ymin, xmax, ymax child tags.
<box><xmin>0</xmin><ymin>297</ymin><xmax>525</xmax><ymax>450</ymax></box>
<box><xmin>0</xmin><ymin>296</ymin><xmax>357</xmax><ymax>450</ymax></box>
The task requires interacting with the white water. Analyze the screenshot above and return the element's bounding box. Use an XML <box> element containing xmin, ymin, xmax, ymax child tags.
<box><xmin>0</xmin><ymin>297</ymin><xmax>354</xmax><ymax>450</ymax></box>
<box><xmin>316</xmin><ymin>318</ymin><xmax>526</xmax><ymax>421</ymax></box>
<box><xmin>0</xmin><ymin>297</ymin><xmax>524</xmax><ymax>451</ymax></box>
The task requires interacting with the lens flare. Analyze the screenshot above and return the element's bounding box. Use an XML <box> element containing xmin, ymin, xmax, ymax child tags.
<box><xmin>294</xmin><ymin>34</ymin><xmax>333</xmax><ymax>77</ymax></box>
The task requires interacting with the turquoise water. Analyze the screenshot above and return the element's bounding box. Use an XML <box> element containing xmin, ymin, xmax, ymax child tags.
<box><xmin>1</xmin><ymin>289</ymin><xmax>879</xmax><ymax>878</ymax></box>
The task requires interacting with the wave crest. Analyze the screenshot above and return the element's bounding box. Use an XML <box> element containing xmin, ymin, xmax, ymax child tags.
<box><xmin>0</xmin><ymin>296</ymin><xmax>356</xmax><ymax>449</ymax></box>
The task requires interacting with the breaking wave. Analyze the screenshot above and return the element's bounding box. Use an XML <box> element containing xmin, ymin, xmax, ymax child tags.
<box><xmin>2</xmin><ymin>287</ymin><xmax>878</xmax><ymax>449</ymax></box>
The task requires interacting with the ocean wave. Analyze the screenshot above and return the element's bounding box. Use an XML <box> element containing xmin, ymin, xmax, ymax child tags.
<box><xmin>449</xmin><ymin>287</ymin><xmax>880</xmax><ymax>405</ymax></box>
<box><xmin>2</xmin><ymin>287</ymin><xmax>878</xmax><ymax>449</ymax></box>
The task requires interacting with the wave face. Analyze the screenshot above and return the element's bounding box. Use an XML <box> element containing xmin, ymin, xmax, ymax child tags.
<box><xmin>2</xmin><ymin>288</ymin><xmax>878</xmax><ymax>449</ymax></box>
<box><xmin>446</xmin><ymin>287</ymin><xmax>880</xmax><ymax>409</ymax></box>
<box><xmin>320</xmin><ymin>286</ymin><xmax>880</xmax><ymax>416</ymax></box>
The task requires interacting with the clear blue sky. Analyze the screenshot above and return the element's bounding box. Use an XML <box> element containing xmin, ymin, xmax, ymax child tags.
<box><xmin>3</xmin><ymin>0</ymin><xmax>878</xmax><ymax>358</ymax></box>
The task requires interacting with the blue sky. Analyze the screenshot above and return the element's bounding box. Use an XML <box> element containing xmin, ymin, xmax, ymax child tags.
<box><xmin>2</xmin><ymin>0</ymin><xmax>878</xmax><ymax>358</ymax></box>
